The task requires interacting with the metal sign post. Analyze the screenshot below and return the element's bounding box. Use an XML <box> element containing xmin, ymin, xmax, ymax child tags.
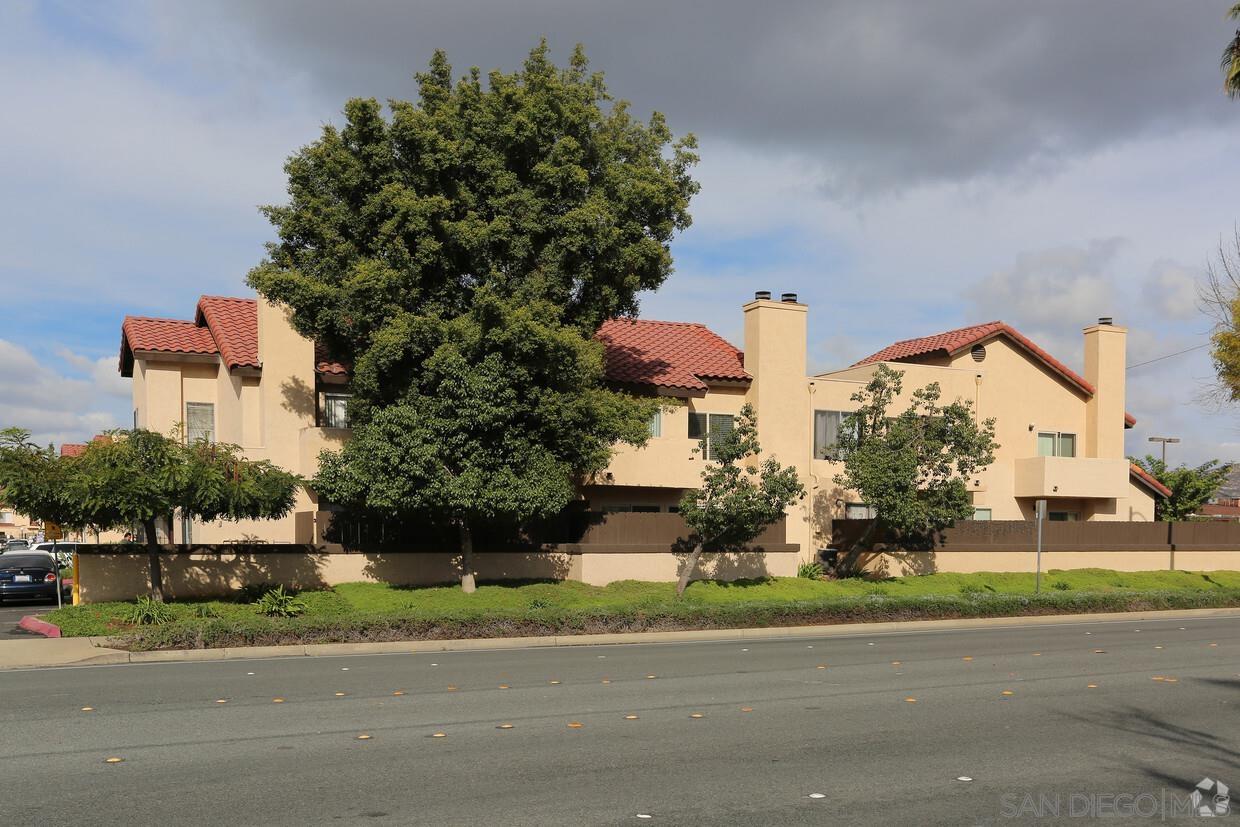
<box><xmin>1035</xmin><ymin>499</ymin><xmax>1046</xmax><ymax>594</ymax></box>
<box><xmin>52</xmin><ymin>537</ymin><xmax>62</xmax><ymax>609</ymax></box>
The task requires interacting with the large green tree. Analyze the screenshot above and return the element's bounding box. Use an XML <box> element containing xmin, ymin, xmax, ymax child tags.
<box><xmin>248</xmin><ymin>42</ymin><xmax>698</xmax><ymax>418</ymax></box>
<box><xmin>676</xmin><ymin>405</ymin><xmax>804</xmax><ymax>596</ymax></box>
<box><xmin>1130</xmin><ymin>455</ymin><xmax>1231</xmax><ymax>521</ymax></box>
<box><xmin>315</xmin><ymin>292</ymin><xmax>657</xmax><ymax>591</ymax></box>
<box><xmin>833</xmin><ymin>365</ymin><xmax>998</xmax><ymax>567</ymax></box>
<box><xmin>249</xmin><ymin>43</ymin><xmax>697</xmax><ymax>590</ymax></box>
<box><xmin>71</xmin><ymin>431</ymin><xmax>302</xmax><ymax>601</ymax></box>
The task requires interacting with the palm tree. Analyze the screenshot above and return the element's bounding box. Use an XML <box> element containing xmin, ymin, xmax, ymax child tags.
<box><xmin>1223</xmin><ymin>4</ymin><xmax>1240</xmax><ymax>98</ymax></box>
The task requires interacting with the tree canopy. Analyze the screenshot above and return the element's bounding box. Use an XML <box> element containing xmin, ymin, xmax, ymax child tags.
<box><xmin>248</xmin><ymin>41</ymin><xmax>699</xmax><ymax>412</ymax></box>
<box><xmin>1224</xmin><ymin>4</ymin><xmax>1240</xmax><ymax>98</ymax></box>
<box><xmin>676</xmin><ymin>404</ymin><xmax>804</xmax><ymax>595</ymax></box>
<box><xmin>1130</xmin><ymin>455</ymin><xmax>1231</xmax><ymax>522</ymax></box>
<box><xmin>0</xmin><ymin>428</ymin><xmax>88</xmax><ymax>536</ymax></box>
<box><xmin>833</xmin><ymin>365</ymin><xmax>998</xmax><ymax>553</ymax></box>
<box><xmin>249</xmin><ymin>43</ymin><xmax>697</xmax><ymax>591</ymax></box>
<box><xmin>6</xmin><ymin>430</ymin><xmax>301</xmax><ymax>601</ymax></box>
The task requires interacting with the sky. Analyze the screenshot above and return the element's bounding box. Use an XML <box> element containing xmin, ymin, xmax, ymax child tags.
<box><xmin>2</xmin><ymin>0</ymin><xmax>1239</xmax><ymax>465</ymax></box>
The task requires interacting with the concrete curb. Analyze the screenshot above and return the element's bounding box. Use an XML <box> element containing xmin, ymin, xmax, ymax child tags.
<box><xmin>17</xmin><ymin>616</ymin><xmax>60</xmax><ymax>638</ymax></box>
<box><xmin>0</xmin><ymin>604</ymin><xmax>1223</xmax><ymax>670</ymax></box>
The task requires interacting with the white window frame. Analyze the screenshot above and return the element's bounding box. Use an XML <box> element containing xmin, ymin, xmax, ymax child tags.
<box><xmin>1037</xmin><ymin>431</ymin><xmax>1077</xmax><ymax>458</ymax></box>
<box><xmin>648</xmin><ymin>409</ymin><xmax>662</xmax><ymax>438</ymax></box>
<box><xmin>321</xmin><ymin>392</ymin><xmax>351</xmax><ymax>429</ymax></box>
<box><xmin>814</xmin><ymin>410</ymin><xmax>855</xmax><ymax>461</ymax></box>
<box><xmin>689</xmin><ymin>412</ymin><xmax>735</xmax><ymax>461</ymax></box>
<box><xmin>186</xmin><ymin>402</ymin><xmax>215</xmax><ymax>444</ymax></box>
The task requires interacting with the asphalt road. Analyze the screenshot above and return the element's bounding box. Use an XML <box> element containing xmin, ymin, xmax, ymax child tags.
<box><xmin>1</xmin><ymin>616</ymin><xmax>1236</xmax><ymax>826</ymax></box>
<box><xmin>0</xmin><ymin>600</ymin><xmax>57</xmax><ymax>639</ymax></box>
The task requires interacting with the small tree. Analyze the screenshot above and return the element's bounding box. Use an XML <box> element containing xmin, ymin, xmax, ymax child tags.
<box><xmin>0</xmin><ymin>428</ymin><xmax>89</xmax><ymax>541</ymax></box>
<box><xmin>1130</xmin><ymin>455</ymin><xmax>1231</xmax><ymax>521</ymax></box>
<box><xmin>72</xmin><ymin>430</ymin><xmax>302</xmax><ymax>601</ymax></box>
<box><xmin>833</xmin><ymin>365</ymin><xmax>998</xmax><ymax>568</ymax></box>
<box><xmin>675</xmin><ymin>405</ymin><xmax>804</xmax><ymax>596</ymax></box>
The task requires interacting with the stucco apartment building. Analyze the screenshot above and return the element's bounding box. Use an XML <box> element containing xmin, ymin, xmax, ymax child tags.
<box><xmin>118</xmin><ymin>292</ymin><xmax>1168</xmax><ymax>556</ymax></box>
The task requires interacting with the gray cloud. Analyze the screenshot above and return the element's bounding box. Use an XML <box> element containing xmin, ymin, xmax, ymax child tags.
<box><xmin>156</xmin><ymin>0</ymin><xmax>1237</xmax><ymax>195</ymax></box>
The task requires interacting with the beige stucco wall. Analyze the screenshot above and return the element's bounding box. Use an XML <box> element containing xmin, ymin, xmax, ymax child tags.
<box><xmin>812</xmin><ymin>325</ymin><xmax>1147</xmax><ymax>541</ymax></box>
<box><xmin>75</xmin><ymin>548</ymin><xmax>802</xmax><ymax>602</ymax></box>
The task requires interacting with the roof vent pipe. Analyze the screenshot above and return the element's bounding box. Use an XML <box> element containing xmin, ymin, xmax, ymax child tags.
<box><xmin>754</xmin><ymin>291</ymin><xmax>772</xmax><ymax>301</ymax></box>
<box><xmin>781</xmin><ymin>293</ymin><xmax>798</xmax><ymax>303</ymax></box>
<box><xmin>1098</xmin><ymin>316</ymin><xmax>1113</xmax><ymax>326</ymax></box>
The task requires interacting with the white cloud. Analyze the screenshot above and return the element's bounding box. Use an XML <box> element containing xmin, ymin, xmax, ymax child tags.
<box><xmin>0</xmin><ymin>340</ymin><xmax>128</xmax><ymax>447</ymax></box>
<box><xmin>1142</xmin><ymin>261</ymin><xmax>1201</xmax><ymax>321</ymax></box>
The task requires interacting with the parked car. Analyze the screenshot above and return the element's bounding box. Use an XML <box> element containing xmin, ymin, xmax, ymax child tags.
<box><xmin>0</xmin><ymin>552</ymin><xmax>68</xmax><ymax>603</ymax></box>
<box><xmin>33</xmin><ymin>542</ymin><xmax>76</xmax><ymax>569</ymax></box>
<box><xmin>3</xmin><ymin>538</ymin><xmax>31</xmax><ymax>552</ymax></box>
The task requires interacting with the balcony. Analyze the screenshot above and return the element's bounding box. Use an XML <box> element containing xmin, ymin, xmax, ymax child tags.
<box><xmin>1012</xmin><ymin>456</ymin><xmax>1129</xmax><ymax>500</ymax></box>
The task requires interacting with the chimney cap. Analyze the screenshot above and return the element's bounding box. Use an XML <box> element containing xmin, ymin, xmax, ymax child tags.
<box><xmin>780</xmin><ymin>292</ymin><xmax>799</xmax><ymax>303</ymax></box>
<box><xmin>1098</xmin><ymin>316</ymin><xmax>1113</xmax><ymax>325</ymax></box>
<box><xmin>754</xmin><ymin>290</ymin><xmax>772</xmax><ymax>301</ymax></box>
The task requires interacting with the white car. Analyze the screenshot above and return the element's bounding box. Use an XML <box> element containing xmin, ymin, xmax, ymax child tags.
<box><xmin>32</xmin><ymin>542</ymin><xmax>76</xmax><ymax>569</ymax></box>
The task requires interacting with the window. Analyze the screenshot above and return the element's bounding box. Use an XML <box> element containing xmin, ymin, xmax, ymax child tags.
<box><xmin>186</xmin><ymin>402</ymin><xmax>215</xmax><ymax>443</ymax></box>
<box><xmin>971</xmin><ymin>508</ymin><xmax>993</xmax><ymax>521</ymax></box>
<box><xmin>1037</xmin><ymin>431</ymin><xmax>1077</xmax><ymax>458</ymax></box>
<box><xmin>814</xmin><ymin>410</ymin><xmax>854</xmax><ymax>460</ymax></box>
<box><xmin>1048</xmin><ymin>511</ymin><xmax>1079</xmax><ymax>522</ymax></box>
<box><xmin>321</xmin><ymin>393</ymin><xmax>351</xmax><ymax>429</ymax></box>
<box><xmin>631</xmin><ymin>505</ymin><xmax>660</xmax><ymax>513</ymax></box>
<box><xmin>688</xmin><ymin>412</ymin><xmax>735</xmax><ymax>461</ymax></box>
<box><xmin>0</xmin><ymin>510</ymin><xmax>16</xmax><ymax>524</ymax></box>
<box><xmin>844</xmin><ymin>503</ymin><xmax>877</xmax><ymax>520</ymax></box>
<box><xmin>667</xmin><ymin>505</ymin><xmax>680</xmax><ymax>514</ymax></box>
<box><xmin>649</xmin><ymin>409</ymin><xmax>662</xmax><ymax>438</ymax></box>
<box><xmin>601</xmin><ymin>504</ymin><xmax>632</xmax><ymax>513</ymax></box>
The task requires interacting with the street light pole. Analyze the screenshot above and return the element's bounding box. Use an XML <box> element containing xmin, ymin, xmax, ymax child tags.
<box><xmin>1148</xmin><ymin>436</ymin><xmax>1180</xmax><ymax>465</ymax></box>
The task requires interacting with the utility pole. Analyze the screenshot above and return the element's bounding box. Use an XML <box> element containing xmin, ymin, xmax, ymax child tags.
<box><xmin>1148</xmin><ymin>436</ymin><xmax>1180</xmax><ymax>464</ymax></box>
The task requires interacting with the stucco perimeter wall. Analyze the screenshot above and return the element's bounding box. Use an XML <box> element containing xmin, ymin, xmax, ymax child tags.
<box><xmin>868</xmin><ymin>549</ymin><xmax>1240</xmax><ymax>577</ymax></box>
<box><xmin>76</xmin><ymin>547</ymin><xmax>798</xmax><ymax>603</ymax></box>
<box><xmin>578</xmin><ymin>550</ymin><xmax>801</xmax><ymax>586</ymax></box>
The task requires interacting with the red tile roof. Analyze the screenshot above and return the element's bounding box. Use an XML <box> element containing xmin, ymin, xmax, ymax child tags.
<box><xmin>196</xmin><ymin>297</ymin><xmax>259</xmax><ymax>370</ymax></box>
<box><xmin>855</xmin><ymin>320</ymin><xmax>1138</xmax><ymax>427</ymax></box>
<box><xmin>594</xmin><ymin>318</ymin><xmax>749</xmax><ymax>393</ymax></box>
<box><xmin>119</xmin><ymin>296</ymin><xmax>345</xmax><ymax>378</ymax></box>
<box><xmin>59</xmin><ymin>443</ymin><xmax>86</xmax><ymax>457</ymax></box>
<box><xmin>120</xmin><ymin>317</ymin><xmax>218</xmax><ymax>370</ymax></box>
<box><xmin>1129</xmin><ymin>463</ymin><xmax>1171</xmax><ymax>498</ymax></box>
<box><xmin>314</xmin><ymin>343</ymin><xmax>350</xmax><ymax>377</ymax></box>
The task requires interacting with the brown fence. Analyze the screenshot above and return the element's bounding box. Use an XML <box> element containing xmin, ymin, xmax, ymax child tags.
<box><xmin>828</xmin><ymin>519</ymin><xmax>1232</xmax><ymax>551</ymax></box>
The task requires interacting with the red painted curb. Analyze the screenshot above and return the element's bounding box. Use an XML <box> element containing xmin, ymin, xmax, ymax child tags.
<box><xmin>18</xmin><ymin>616</ymin><xmax>61</xmax><ymax>638</ymax></box>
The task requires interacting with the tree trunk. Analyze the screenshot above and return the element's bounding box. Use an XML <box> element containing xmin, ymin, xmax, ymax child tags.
<box><xmin>458</xmin><ymin>520</ymin><xmax>476</xmax><ymax>594</ymax></box>
<box><xmin>675</xmin><ymin>542</ymin><xmax>704</xmax><ymax>597</ymax></box>
<box><xmin>142</xmin><ymin>517</ymin><xmax>165</xmax><ymax>602</ymax></box>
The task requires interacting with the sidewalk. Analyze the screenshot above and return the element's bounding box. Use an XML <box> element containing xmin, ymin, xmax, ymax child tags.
<box><xmin>2</xmin><ymin>605</ymin><xmax>1238</xmax><ymax>671</ymax></box>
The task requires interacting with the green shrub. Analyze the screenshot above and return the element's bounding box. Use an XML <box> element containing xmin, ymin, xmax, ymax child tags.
<box><xmin>527</xmin><ymin>597</ymin><xmax>553</xmax><ymax>610</ymax></box>
<box><xmin>959</xmin><ymin>584</ymin><xmax>984</xmax><ymax>596</ymax></box>
<box><xmin>192</xmin><ymin>604</ymin><xmax>221</xmax><ymax>618</ymax></box>
<box><xmin>126</xmin><ymin>595</ymin><xmax>175</xmax><ymax>626</ymax></box>
<box><xmin>237</xmin><ymin>582</ymin><xmax>279</xmax><ymax>603</ymax></box>
<box><xmin>797</xmin><ymin>562</ymin><xmax>824</xmax><ymax>580</ymax></box>
<box><xmin>1051</xmin><ymin>580</ymin><xmax>1071</xmax><ymax>591</ymax></box>
<box><xmin>254</xmin><ymin>586</ymin><xmax>306</xmax><ymax>618</ymax></box>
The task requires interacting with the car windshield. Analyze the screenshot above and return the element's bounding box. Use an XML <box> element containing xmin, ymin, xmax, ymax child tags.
<box><xmin>5</xmin><ymin>540</ymin><xmax>31</xmax><ymax>549</ymax></box>
<box><xmin>0</xmin><ymin>554</ymin><xmax>53</xmax><ymax>569</ymax></box>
